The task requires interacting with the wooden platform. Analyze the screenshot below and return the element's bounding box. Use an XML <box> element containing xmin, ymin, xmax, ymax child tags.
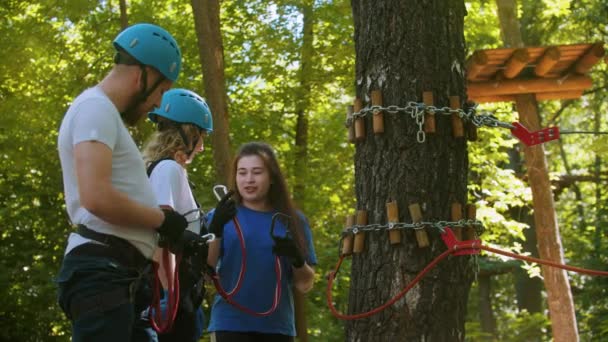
<box><xmin>466</xmin><ymin>42</ymin><xmax>605</xmax><ymax>103</ymax></box>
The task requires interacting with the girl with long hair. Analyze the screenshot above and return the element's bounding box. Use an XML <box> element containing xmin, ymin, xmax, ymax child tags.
<box><xmin>206</xmin><ymin>142</ymin><xmax>316</xmax><ymax>342</ymax></box>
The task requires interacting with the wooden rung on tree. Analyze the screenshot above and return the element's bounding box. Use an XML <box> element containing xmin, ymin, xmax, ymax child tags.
<box><xmin>423</xmin><ymin>91</ymin><xmax>436</xmax><ymax>134</ymax></box>
<box><xmin>451</xmin><ymin>202</ymin><xmax>463</xmax><ymax>240</ymax></box>
<box><xmin>450</xmin><ymin>96</ymin><xmax>464</xmax><ymax>138</ymax></box>
<box><xmin>346</xmin><ymin>105</ymin><xmax>355</xmax><ymax>143</ymax></box>
<box><xmin>465</xmin><ymin>101</ymin><xmax>478</xmax><ymax>141</ymax></box>
<box><xmin>354</xmin><ymin>98</ymin><xmax>366</xmax><ymax>141</ymax></box>
<box><xmin>408</xmin><ymin>203</ymin><xmax>429</xmax><ymax>248</ymax></box>
<box><xmin>353</xmin><ymin>209</ymin><xmax>367</xmax><ymax>253</ymax></box>
<box><xmin>341</xmin><ymin>214</ymin><xmax>355</xmax><ymax>256</ymax></box>
<box><xmin>371</xmin><ymin>90</ymin><xmax>384</xmax><ymax>134</ymax></box>
<box><xmin>465</xmin><ymin>204</ymin><xmax>477</xmax><ymax>240</ymax></box>
<box><xmin>386</xmin><ymin>200</ymin><xmax>401</xmax><ymax>245</ymax></box>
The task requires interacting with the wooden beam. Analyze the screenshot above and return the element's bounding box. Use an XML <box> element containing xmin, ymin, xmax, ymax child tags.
<box><xmin>470</xmin><ymin>90</ymin><xmax>584</xmax><ymax>104</ymax></box>
<box><xmin>537</xmin><ymin>90</ymin><xmax>584</xmax><ymax>101</ymax></box>
<box><xmin>501</xmin><ymin>48</ymin><xmax>529</xmax><ymax>79</ymax></box>
<box><xmin>466</xmin><ymin>50</ymin><xmax>488</xmax><ymax>80</ymax></box>
<box><xmin>468</xmin><ymin>74</ymin><xmax>591</xmax><ymax>97</ymax></box>
<box><xmin>573</xmin><ymin>42</ymin><xmax>605</xmax><ymax>74</ymax></box>
<box><xmin>534</xmin><ymin>47</ymin><xmax>561</xmax><ymax>77</ymax></box>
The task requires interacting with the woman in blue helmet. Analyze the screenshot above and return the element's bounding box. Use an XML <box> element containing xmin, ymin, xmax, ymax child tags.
<box><xmin>56</xmin><ymin>23</ymin><xmax>189</xmax><ymax>341</ymax></box>
<box><xmin>143</xmin><ymin>89</ymin><xmax>237</xmax><ymax>341</ymax></box>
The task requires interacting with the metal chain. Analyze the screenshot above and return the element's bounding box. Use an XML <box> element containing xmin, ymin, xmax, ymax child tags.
<box><xmin>346</xmin><ymin>102</ymin><xmax>514</xmax><ymax>143</ymax></box>
<box><xmin>342</xmin><ymin>219</ymin><xmax>485</xmax><ymax>236</ymax></box>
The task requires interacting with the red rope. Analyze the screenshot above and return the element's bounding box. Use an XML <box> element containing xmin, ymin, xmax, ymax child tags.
<box><xmin>212</xmin><ymin>255</ymin><xmax>283</xmax><ymax>316</ymax></box>
<box><xmin>479</xmin><ymin>244</ymin><xmax>608</xmax><ymax>276</ymax></box>
<box><xmin>222</xmin><ymin>217</ymin><xmax>247</xmax><ymax>296</ymax></box>
<box><xmin>327</xmin><ymin>234</ymin><xmax>608</xmax><ymax>320</ymax></box>
<box><xmin>149</xmin><ymin>249</ymin><xmax>181</xmax><ymax>333</ymax></box>
<box><xmin>210</xmin><ymin>216</ymin><xmax>284</xmax><ymax>316</ymax></box>
<box><xmin>326</xmin><ymin>249</ymin><xmax>453</xmax><ymax>320</ymax></box>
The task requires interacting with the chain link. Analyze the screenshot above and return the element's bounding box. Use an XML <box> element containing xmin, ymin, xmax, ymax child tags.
<box><xmin>346</xmin><ymin>102</ymin><xmax>514</xmax><ymax>143</ymax></box>
<box><xmin>342</xmin><ymin>219</ymin><xmax>484</xmax><ymax>236</ymax></box>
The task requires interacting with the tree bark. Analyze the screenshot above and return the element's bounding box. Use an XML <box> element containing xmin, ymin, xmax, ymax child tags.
<box><xmin>191</xmin><ymin>0</ymin><xmax>232</xmax><ymax>185</ymax></box>
<box><xmin>347</xmin><ymin>1</ymin><xmax>471</xmax><ymax>340</ymax></box>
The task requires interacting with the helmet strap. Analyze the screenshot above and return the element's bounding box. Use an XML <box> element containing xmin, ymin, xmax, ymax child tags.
<box><xmin>120</xmin><ymin>64</ymin><xmax>165</xmax><ymax>125</ymax></box>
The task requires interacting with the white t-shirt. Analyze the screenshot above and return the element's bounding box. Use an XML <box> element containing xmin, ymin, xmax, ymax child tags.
<box><xmin>148</xmin><ymin>160</ymin><xmax>201</xmax><ymax>234</ymax></box>
<box><xmin>57</xmin><ymin>86</ymin><xmax>158</xmax><ymax>258</ymax></box>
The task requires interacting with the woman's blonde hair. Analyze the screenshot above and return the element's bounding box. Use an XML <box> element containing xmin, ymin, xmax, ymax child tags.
<box><xmin>142</xmin><ymin>117</ymin><xmax>202</xmax><ymax>166</ymax></box>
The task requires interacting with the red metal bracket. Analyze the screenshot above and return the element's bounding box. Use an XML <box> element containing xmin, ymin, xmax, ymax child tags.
<box><xmin>440</xmin><ymin>227</ymin><xmax>481</xmax><ymax>255</ymax></box>
<box><xmin>510</xmin><ymin>122</ymin><xmax>560</xmax><ymax>146</ymax></box>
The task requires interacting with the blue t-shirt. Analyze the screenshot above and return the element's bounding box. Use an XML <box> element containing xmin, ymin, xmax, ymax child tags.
<box><xmin>206</xmin><ymin>205</ymin><xmax>317</xmax><ymax>336</ymax></box>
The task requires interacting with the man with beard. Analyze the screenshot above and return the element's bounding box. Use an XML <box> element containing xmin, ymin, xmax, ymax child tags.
<box><xmin>56</xmin><ymin>23</ymin><xmax>188</xmax><ymax>341</ymax></box>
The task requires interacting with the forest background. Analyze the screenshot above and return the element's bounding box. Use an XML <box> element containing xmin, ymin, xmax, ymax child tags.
<box><xmin>0</xmin><ymin>0</ymin><xmax>606</xmax><ymax>341</ymax></box>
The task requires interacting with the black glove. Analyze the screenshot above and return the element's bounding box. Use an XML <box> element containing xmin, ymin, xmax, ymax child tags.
<box><xmin>157</xmin><ymin>209</ymin><xmax>188</xmax><ymax>252</ymax></box>
<box><xmin>272</xmin><ymin>237</ymin><xmax>305</xmax><ymax>268</ymax></box>
<box><xmin>179</xmin><ymin>230</ymin><xmax>209</xmax><ymax>258</ymax></box>
<box><xmin>208</xmin><ymin>190</ymin><xmax>237</xmax><ymax>239</ymax></box>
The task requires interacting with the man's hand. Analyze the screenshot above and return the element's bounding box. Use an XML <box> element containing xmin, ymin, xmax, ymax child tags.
<box><xmin>208</xmin><ymin>190</ymin><xmax>236</xmax><ymax>239</ymax></box>
<box><xmin>272</xmin><ymin>237</ymin><xmax>305</xmax><ymax>268</ymax></box>
<box><xmin>157</xmin><ymin>209</ymin><xmax>188</xmax><ymax>252</ymax></box>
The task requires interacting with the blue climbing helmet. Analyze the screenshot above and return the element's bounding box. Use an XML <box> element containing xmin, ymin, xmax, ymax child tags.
<box><xmin>149</xmin><ymin>89</ymin><xmax>213</xmax><ymax>132</ymax></box>
<box><xmin>113</xmin><ymin>23</ymin><xmax>181</xmax><ymax>82</ymax></box>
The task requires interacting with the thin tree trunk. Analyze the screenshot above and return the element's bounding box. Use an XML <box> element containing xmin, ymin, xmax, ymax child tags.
<box><xmin>496</xmin><ymin>2</ymin><xmax>578</xmax><ymax>340</ymax></box>
<box><xmin>293</xmin><ymin>0</ymin><xmax>314</xmax><ymax>207</ymax></box>
<box><xmin>515</xmin><ymin>94</ymin><xmax>579</xmax><ymax>342</ymax></box>
<box><xmin>293</xmin><ymin>2</ymin><xmax>314</xmax><ymax>341</ymax></box>
<box><xmin>593</xmin><ymin>106</ymin><xmax>603</xmax><ymax>255</ymax></box>
<box><xmin>347</xmin><ymin>1</ymin><xmax>471</xmax><ymax>340</ymax></box>
<box><xmin>191</xmin><ymin>0</ymin><xmax>232</xmax><ymax>185</ymax></box>
<box><xmin>496</xmin><ymin>0</ymin><xmax>543</xmax><ymax>321</ymax></box>
<box><xmin>478</xmin><ymin>274</ymin><xmax>497</xmax><ymax>340</ymax></box>
<box><xmin>119</xmin><ymin>0</ymin><xmax>128</xmax><ymax>30</ymax></box>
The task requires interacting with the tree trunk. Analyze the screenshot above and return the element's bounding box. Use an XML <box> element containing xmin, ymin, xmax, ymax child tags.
<box><xmin>118</xmin><ymin>0</ymin><xmax>128</xmax><ymax>30</ymax></box>
<box><xmin>513</xmin><ymin>208</ymin><xmax>543</xmax><ymax>314</ymax></box>
<box><xmin>478</xmin><ymin>274</ymin><xmax>497</xmax><ymax>340</ymax></box>
<box><xmin>347</xmin><ymin>1</ymin><xmax>471</xmax><ymax>340</ymax></box>
<box><xmin>191</xmin><ymin>0</ymin><xmax>232</xmax><ymax>185</ymax></box>
<box><xmin>293</xmin><ymin>2</ymin><xmax>314</xmax><ymax>341</ymax></box>
<box><xmin>293</xmin><ymin>0</ymin><xmax>314</xmax><ymax>208</ymax></box>
<box><xmin>515</xmin><ymin>94</ymin><xmax>579</xmax><ymax>342</ymax></box>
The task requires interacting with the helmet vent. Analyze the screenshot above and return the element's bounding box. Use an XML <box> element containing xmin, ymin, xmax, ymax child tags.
<box><xmin>129</xmin><ymin>38</ymin><xmax>138</xmax><ymax>48</ymax></box>
<box><xmin>164</xmin><ymin>103</ymin><xmax>170</xmax><ymax>112</ymax></box>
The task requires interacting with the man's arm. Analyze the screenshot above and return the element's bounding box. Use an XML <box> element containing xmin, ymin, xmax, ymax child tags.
<box><xmin>75</xmin><ymin>141</ymin><xmax>164</xmax><ymax>229</ymax></box>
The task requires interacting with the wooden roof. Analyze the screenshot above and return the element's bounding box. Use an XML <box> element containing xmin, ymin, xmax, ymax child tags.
<box><xmin>466</xmin><ymin>42</ymin><xmax>605</xmax><ymax>103</ymax></box>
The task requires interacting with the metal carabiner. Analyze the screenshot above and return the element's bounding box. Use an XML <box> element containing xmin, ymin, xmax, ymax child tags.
<box><xmin>270</xmin><ymin>212</ymin><xmax>292</xmax><ymax>241</ymax></box>
<box><xmin>213</xmin><ymin>185</ymin><xmax>229</xmax><ymax>201</ymax></box>
<box><xmin>201</xmin><ymin>233</ymin><xmax>216</xmax><ymax>244</ymax></box>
